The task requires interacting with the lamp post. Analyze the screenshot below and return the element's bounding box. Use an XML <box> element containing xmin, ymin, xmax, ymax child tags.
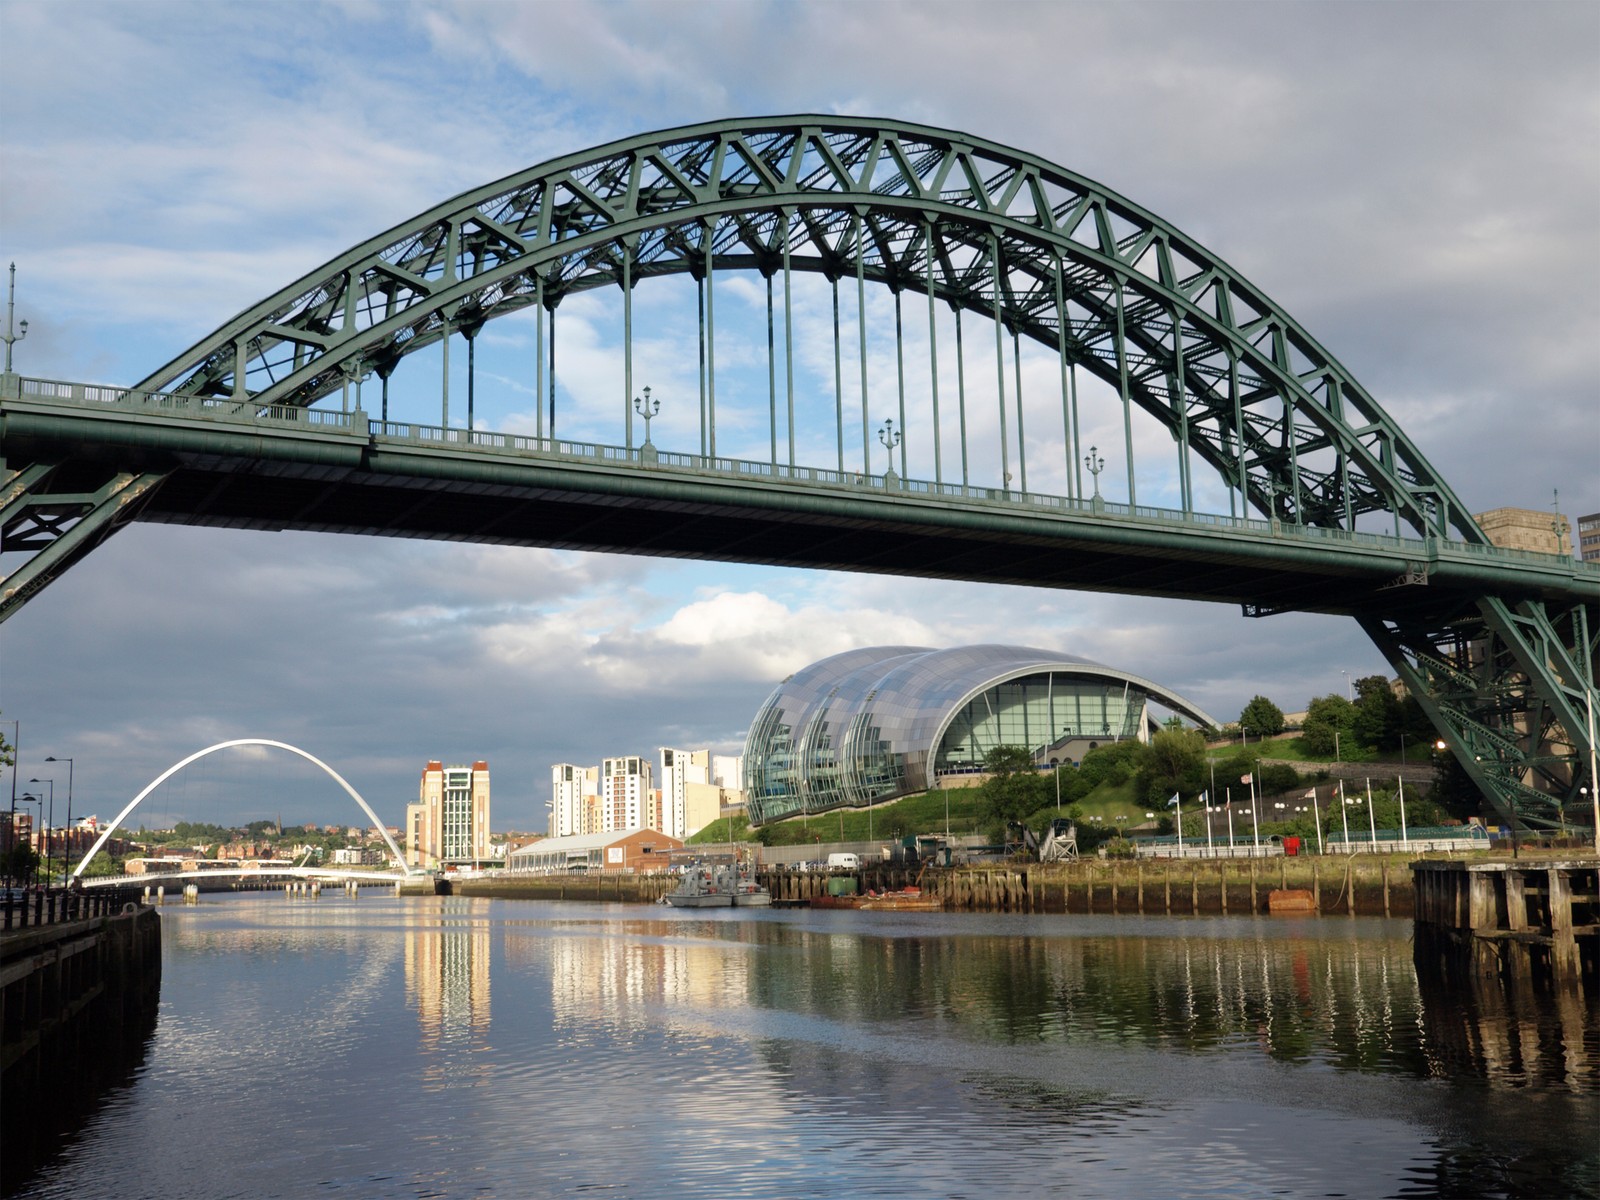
<box><xmin>878</xmin><ymin>418</ymin><xmax>901</xmax><ymax>485</ymax></box>
<box><xmin>2</xmin><ymin>262</ymin><xmax>27</xmax><ymax>375</ymax></box>
<box><xmin>28</xmin><ymin>779</ymin><xmax>52</xmax><ymax>887</ymax></box>
<box><xmin>1084</xmin><ymin>445</ymin><xmax>1105</xmax><ymax>502</ymax></box>
<box><xmin>45</xmin><ymin>756</ymin><xmax>72</xmax><ymax>885</ymax></box>
<box><xmin>634</xmin><ymin>386</ymin><xmax>660</xmax><ymax>458</ymax></box>
<box><xmin>18</xmin><ymin>793</ymin><xmax>42</xmax><ymax>886</ymax></box>
<box><xmin>4</xmin><ymin>718</ymin><xmax>17</xmax><ymax>891</ymax></box>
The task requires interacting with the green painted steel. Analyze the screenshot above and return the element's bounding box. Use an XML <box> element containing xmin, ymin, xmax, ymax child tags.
<box><xmin>1</xmin><ymin>114</ymin><xmax>1595</xmax><ymax>827</ymax></box>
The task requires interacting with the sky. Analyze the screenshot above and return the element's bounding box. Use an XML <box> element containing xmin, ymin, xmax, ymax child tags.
<box><xmin>2</xmin><ymin>0</ymin><xmax>1596</xmax><ymax>838</ymax></box>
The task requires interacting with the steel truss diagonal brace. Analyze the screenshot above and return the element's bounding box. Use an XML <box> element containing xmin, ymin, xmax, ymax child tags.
<box><xmin>0</xmin><ymin>463</ymin><xmax>167</xmax><ymax>623</ymax></box>
<box><xmin>1359</xmin><ymin>594</ymin><xmax>1598</xmax><ymax>828</ymax></box>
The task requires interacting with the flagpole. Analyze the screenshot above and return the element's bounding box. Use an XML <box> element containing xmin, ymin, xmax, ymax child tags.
<box><xmin>1204</xmin><ymin>791</ymin><xmax>1214</xmax><ymax>857</ymax></box>
<box><xmin>1339</xmin><ymin>779</ymin><xmax>1350</xmax><ymax>850</ymax></box>
<box><xmin>1398</xmin><ymin>775</ymin><xmax>1408</xmax><ymax>850</ymax></box>
<box><xmin>1308</xmin><ymin>788</ymin><xmax>1323</xmax><ymax>855</ymax></box>
<box><xmin>1226</xmin><ymin>788</ymin><xmax>1234</xmax><ymax>852</ymax></box>
<box><xmin>1365</xmin><ymin>778</ymin><xmax>1377</xmax><ymax>849</ymax></box>
<box><xmin>1249</xmin><ymin>774</ymin><xmax>1260</xmax><ymax>852</ymax></box>
<box><xmin>1174</xmin><ymin>793</ymin><xmax>1184</xmax><ymax>854</ymax></box>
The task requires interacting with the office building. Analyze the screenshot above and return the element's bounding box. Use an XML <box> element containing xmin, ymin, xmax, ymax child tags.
<box><xmin>1578</xmin><ymin>512</ymin><xmax>1600</xmax><ymax>563</ymax></box>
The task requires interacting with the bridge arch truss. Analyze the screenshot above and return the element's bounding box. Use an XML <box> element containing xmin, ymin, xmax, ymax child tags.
<box><xmin>5</xmin><ymin>117</ymin><xmax>1595</xmax><ymax>828</ymax></box>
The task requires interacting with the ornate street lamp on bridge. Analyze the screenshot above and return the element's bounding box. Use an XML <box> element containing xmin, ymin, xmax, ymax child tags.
<box><xmin>878</xmin><ymin>418</ymin><xmax>901</xmax><ymax>487</ymax></box>
<box><xmin>634</xmin><ymin>386</ymin><xmax>660</xmax><ymax>462</ymax></box>
<box><xmin>1084</xmin><ymin>445</ymin><xmax>1105</xmax><ymax>505</ymax></box>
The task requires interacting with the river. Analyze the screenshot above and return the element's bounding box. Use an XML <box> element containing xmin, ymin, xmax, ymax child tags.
<box><xmin>10</xmin><ymin>893</ymin><xmax>1598</xmax><ymax>1199</ymax></box>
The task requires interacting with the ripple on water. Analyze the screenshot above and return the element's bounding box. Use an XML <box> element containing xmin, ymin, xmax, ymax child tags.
<box><xmin>10</xmin><ymin>897</ymin><xmax>1597</xmax><ymax>1200</ymax></box>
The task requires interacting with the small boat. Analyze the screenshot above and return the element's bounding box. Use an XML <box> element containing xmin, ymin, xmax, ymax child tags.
<box><xmin>663</xmin><ymin>868</ymin><xmax>733</xmax><ymax>908</ymax></box>
<box><xmin>731</xmin><ymin>877</ymin><xmax>773</xmax><ymax>907</ymax></box>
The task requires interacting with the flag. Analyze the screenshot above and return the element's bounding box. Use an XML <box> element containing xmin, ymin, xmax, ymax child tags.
<box><xmin>1166</xmin><ymin>793</ymin><xmax>1180</xmax><ymax>807</ymax></box>
<box><xmin>1305</xmin><ymin>789</ymin><xmax>1318</xmax><ymax>799</ymax></box>
<box><xmin>1241</xmin><ymin>773</ymin><xmax>1253</xmax><ymax>784</ymax></box>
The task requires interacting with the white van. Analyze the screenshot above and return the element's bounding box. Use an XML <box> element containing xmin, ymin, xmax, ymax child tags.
<box><xmin>826</xmin><ymin>852</ymin><xmax>859</xmax><ymax>870</ymax></box>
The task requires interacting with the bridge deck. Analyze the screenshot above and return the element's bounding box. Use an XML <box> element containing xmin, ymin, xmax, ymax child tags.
<box><xmin>7</xmin><ymin>382</ymin><xmax>1592</xmax><ymax>619</ymax></box>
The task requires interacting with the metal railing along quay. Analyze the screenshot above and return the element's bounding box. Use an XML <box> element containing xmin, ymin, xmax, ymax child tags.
<box><xmin>2</xmin><ymin>886</ymin><xmax>146</xmax><ymax>932</ymax></box>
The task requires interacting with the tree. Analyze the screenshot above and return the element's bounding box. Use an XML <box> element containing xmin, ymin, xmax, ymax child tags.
<box><xmin>1351</xmin><ymin>674</ymin><xmax>1401</xmax><ymax>749</ymax></box>
<box><xmin>1299</xmin><ymin>694</ymin><xmax>1356</xmax><ymax>757</ymax></box>
<box><xmin>979</xmin><ymin>745</ymin><xmax>1049</xmax><ymax>830</ymax></box>
<box><xmin>1076</xmin><ymin>740</ymin><xmax>1148</xmax><ymax>788</ymax></box>
<box><xmin>1239</xmin><ymin>695</ymin><xmax>1285</xmax><ymax>738</ymax></box>
<box><xmin>1137</xmin><ymin>728</ymin><xmax>1207</xmax><ymax>807</ymax></box>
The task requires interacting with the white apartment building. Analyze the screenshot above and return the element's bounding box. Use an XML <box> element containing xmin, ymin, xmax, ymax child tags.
<box><xmin>659</xmin><ymin>748</ymin><xmax>710</xmax><ymax>840</ymax></box>
<box><xmin>712</xmin><ymin>754</ymin><xmax>743</xmax><ymax>792</ymax></box>
<box><xmin>601</xmin><ymin>756</ymin><xmax>654</xmax><ymax>834</ymax></box>
<box><xmin>550</xmin><ymin>763</ymin><xmax>598</xmax><ymax>838</ymax></box>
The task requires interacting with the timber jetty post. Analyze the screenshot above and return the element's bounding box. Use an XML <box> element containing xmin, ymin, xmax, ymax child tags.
<box><xmin>1412</xmin><ymin>858</ymin><xmax>1598</xmax><ymax>989</ymax></box>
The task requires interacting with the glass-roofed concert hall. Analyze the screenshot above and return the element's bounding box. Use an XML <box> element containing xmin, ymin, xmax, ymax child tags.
<box><xmin>743</xmin><ymin>645</ymin><xmax>1219</xmax><ymax>826</ymax></box>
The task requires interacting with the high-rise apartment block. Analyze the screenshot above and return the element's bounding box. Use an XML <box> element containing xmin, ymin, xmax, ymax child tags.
<box><xmin>407</xmin><ymin>760</ymin><xmax>491</xmax><ymax>869</ymax></box>
<box><xmin>601</xmin><ymin>756</ymin><xmax>654</xmax><ymax>833</ymax></box>
<box><xmin>659</xmin><ymin>747</ymin><xmax>709</xmax><ymax>840</ymax></box>
<box><xmin>550</xmin><ymin>751</ymin><xmax>743</xmax><ymax>838</ymax></box>
<box><xmin>550</xmin><ymin>763</ymin><xmax>598</xmax><ymax>838</ymax></box>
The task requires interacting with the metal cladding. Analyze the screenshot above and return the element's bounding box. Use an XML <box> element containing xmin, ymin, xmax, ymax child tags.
<box><xmin>743</xmin><ymin>644</ymin><xmax>1220</xmax><ymax>826</ymax></box>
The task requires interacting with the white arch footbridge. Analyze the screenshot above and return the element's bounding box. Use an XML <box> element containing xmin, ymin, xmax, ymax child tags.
<box><xmin>71</xmin><ymin>738</ymin><xmax>420</xmax><ymax>882</ymax></box>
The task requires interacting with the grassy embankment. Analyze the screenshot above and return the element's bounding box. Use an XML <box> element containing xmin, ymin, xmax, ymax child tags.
<box><xmin>688</xmin><ymin>779</ymin><xmax>1150</xmax><ymax>847</ymax></box>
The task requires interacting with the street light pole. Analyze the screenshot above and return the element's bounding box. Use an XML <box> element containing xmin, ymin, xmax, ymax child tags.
<box><xmin>29</xmin><ymin>779</ymin><xmax>53</xmax><ymax>887</ymax></box>
<box><xmin>5</xmin><ymin>719</ymin><xmax>17</xmax><ymax>890</ymax></box>
<box><xmin>2</xmin><ymin>262</ymin><xmax>28</xmax><ymax>375</ymax></box>
<box><xmin>46</xmin><ymin>756</ymin><xmax>72</xmax><ymax>885</ymax></box>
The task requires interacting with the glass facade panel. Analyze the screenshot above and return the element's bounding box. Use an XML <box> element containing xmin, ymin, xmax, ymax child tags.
<box><xmin>743</xmin><ymin>645</ymin><xmax>1217</xmax><ymax>826</ymax></box>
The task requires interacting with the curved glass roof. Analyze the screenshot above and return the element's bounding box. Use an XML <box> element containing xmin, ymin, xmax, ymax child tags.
<box><xmin>743</xmin><ymin>645</ymin><xmax>1219</xmax><ymax>825</ymax></box>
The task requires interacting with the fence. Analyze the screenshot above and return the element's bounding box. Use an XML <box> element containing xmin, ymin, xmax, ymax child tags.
<box><xmin>2</xmin><ymin>887</ymin><xmax>146</xmax><ymax>931</ymax></box>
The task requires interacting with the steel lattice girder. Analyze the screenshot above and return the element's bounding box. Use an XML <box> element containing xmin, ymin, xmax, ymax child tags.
<box><xmin>0</xmin><ymin>458</ymin><xmax>163</xmax><ymax>614</ymax></box>
<box><xmin>133</xmin><ymin>116</ymin><xmax>1480</xmax><ymax>547</ymax></box>
<box><xmin>1361</xmin><ymin>597</ymin><xmax>1597</xmax><ymax>829</ymax></box>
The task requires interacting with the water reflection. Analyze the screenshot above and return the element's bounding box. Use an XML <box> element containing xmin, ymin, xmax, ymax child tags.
<box><xmin>7</xmin><ymin>899</ymin><xmax>1595</xmax><ymax>1200</ymax></box>
<box><xmin>405</xmin><ymin>911</ymin><xmax>491</xmax><ymax>1046</ymax></box>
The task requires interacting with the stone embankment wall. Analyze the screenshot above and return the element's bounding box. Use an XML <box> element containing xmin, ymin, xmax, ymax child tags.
<box><xmin>445</xmin><ymin>859</ymin><xmax>1425</xmax><ymax>916</ymax></box>
<box><xmin>1</xmin><ymin>905</ymin><xmax>162</xmax><ymax>1191</ymax></box>
<box><xmin>771</xmin><ymin>857</ymin><xmax>1421</xmax><ymax>917</ymax></box>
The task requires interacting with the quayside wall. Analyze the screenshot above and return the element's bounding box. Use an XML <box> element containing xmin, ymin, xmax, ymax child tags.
<box><xmin>794</xmin><ymin>857</ymin><xmax>1418</xmax><ymax>916</ymax></box>
<box><xmin>452</xmin><ymin>857</ymin><xmax>1440</xmax><ymax>917</ymax></box>
<box><xmin>0</xmin><ymin>903</ymin><xmax>162</xmax><ymax>1192</ymax></box>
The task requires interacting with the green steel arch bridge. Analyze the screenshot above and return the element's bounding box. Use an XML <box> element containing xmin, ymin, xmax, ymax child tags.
<box><xmin>1</xmin><ymin>117</ymin><xmax>1594</xmax><ymax>830</ymax></box>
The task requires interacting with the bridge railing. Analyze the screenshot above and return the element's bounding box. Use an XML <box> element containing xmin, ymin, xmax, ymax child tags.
<box><xmin>16</xmin><ymin>376</ymin><xmax>362</xmax><ymax>431</ymax></box>
<box><xmin>16</xmin><ymin>376</ymin><xmax>1594</xmax><ymax>575</ymax></box>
